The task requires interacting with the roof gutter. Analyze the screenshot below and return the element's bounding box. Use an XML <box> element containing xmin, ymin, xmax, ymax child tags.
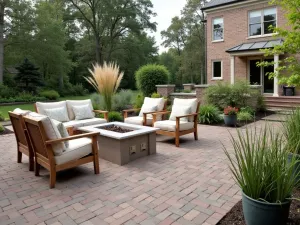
<box><xmin>201</xmin><ymin>0</ymin><xmax>256</xmax><ymax>11</ymax></box>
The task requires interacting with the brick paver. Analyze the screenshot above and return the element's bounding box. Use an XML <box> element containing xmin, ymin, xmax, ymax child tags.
<box><xmin>0</xmin><ymin>121</ymin><xmax>275</xmax><ymax>224</ymax></box>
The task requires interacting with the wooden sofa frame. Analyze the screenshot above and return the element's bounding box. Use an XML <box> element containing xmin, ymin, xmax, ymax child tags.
<box><xmin>24</xmin><ymin>116</ymin><xmax>100</xmax><ymax>188</ymax></box>
<box><xmin>152</xmin><ymin>102</ymin><xmax>200</xmax><ymax>147</ymax></box>
<box><xmin>9</xmin><ymin>112</ymin><xmax>34</xmax><ymax>171</ymax></box>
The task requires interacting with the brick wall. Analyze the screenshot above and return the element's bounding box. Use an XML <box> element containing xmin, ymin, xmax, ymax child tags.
<box><xmin>206</xmin><ymin>1</ymin><xmax>288</xmax><ymax>85</ymax></box>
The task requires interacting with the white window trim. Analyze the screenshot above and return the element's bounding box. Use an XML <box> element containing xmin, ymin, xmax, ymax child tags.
<box><xmin>212</xmin><ymin>60</ymin><xmax>223</xmax><ymax>80</ymax></box>
<box><xmin>248</xmin><ymin>7</ymin><xmax>277</xmax><ymax>38</ymax></box>
<box><xmin>212</xmin><ymin>17</ymin><xmax>224</xmax><ymax>42</ymax></box>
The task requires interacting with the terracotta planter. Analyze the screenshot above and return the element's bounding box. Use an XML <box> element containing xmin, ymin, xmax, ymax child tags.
<box><xmin>224</xmin><ymin>114</ymin><xmax>237</xmax><ymax>126</ymax></box>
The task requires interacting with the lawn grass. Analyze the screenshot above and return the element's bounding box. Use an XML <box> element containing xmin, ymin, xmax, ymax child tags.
<box><xmin>0</xmin><ymin>95</ymin><xmax>90</xmax><ymax>120</ymax></box>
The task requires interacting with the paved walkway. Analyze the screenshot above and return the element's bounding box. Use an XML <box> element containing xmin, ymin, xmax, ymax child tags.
<box><xmin>0</xmin><ymin>121</ymin><xmax>276</xmax><ymax>225</ymax></box>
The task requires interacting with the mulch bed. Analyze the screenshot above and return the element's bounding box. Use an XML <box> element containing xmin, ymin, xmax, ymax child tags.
<box><xmin>0</xmin><ymin>128</ymin><xmax>14</xmax><ymax>135</ymax></box>
<box><xmin>99</xmin><ymin>125</ymin><xmax>133</xmax><ymax>133</ymax></box>
<box><xmin>217</xmin><ymin>188</ymin><xmax>300</xmax><ymax>225</ymax></box>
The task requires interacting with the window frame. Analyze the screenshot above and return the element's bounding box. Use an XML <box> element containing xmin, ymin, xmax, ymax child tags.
<box><xmin>248</xmin><ymin>7</ymin><xmax>277</xmax><ymax>37</ymax></box>
<box><xmin>212</xmin><ymin>17</ymin><xmax>224</xmax><ymax>42</ymax></box>
<box><xmin>212</xmin><ymin>60</ymin><xmax>223</xmax><ymax>80</ymax></box>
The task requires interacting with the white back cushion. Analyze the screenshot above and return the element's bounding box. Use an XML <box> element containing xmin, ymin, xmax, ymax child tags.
<box><xmin>27</xmin><ymin>112</ymin><xmax>65</xmax><ymax>156</ymax></box>
<box><xmin>51</xmin><ymin>119</ymin><xmax>69</xmax><ymax>148</ymax></box>
<box><xmin>44</xmin><ymin>107</ymin><xmax>69</xmax><ymax>122</ymax></box>
<box><xmin>173</xmin><ymin>98</ymin><xmax>198</xmax><ymax>122</ymax></box>
<box><xmin>169</xmin><ymin>105</ymin><xmax>191</xmax><ymax>122</ymax></box>
<box><xmin>66</xmin><ymin>100</ymin><xmax>95</xmax><ymax>120</ymax></box>
<box><xmin>36</xmin><ymin>101</ymin><xmax>68</xmax><ymax>116</ymax></box>
<box><xmin>139</xmin><ymin>97</ymin><xmax>165</xmax><ymax>120</ymax></box>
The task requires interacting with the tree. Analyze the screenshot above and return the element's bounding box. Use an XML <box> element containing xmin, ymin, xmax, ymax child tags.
<box><xmin>67</xmin><ymin>0</ymin><xmax>156</xmax><ymax>64</ymax></box>
<box><xmin>15</xmin><ymin>58</ymin><xmax>43</xmax><ymax>93</ymax></box>
<box><xmin>0</xmin><ymin>0</ymin><xmax>10</xmax><ymax>83</ymax></box>
<box><xmin>161</xmin><ymin>17</ymin><xmax>187</xmax><ymax>56</ymax></box>
<box><xmin>260</xmin><ymin>0</ymin><xmax>300</xmax><ymax>87</ymax></box>
<box><xmin>158</xmin><ymin>50</ymin><xmax>180</xmax><ymax>84</ymax></box>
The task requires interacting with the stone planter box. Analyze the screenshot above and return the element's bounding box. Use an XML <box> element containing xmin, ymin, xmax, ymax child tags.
<box><xmin>78</xmin><ymin>122</ymin><xmax>159</xmax><ymax>166</ymax></box>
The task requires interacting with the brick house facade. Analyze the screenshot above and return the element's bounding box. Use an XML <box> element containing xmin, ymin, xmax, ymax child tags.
<box><xmin>202</xmin><ymin>0</ymin><xmax>290</xmax><ymax>97</ymax></box>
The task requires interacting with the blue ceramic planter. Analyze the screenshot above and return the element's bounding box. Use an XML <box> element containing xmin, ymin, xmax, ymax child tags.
<box><xmin>224</xmin><ymin>114</ymin><xmax>237</xmax><ymax>126</ymax></box>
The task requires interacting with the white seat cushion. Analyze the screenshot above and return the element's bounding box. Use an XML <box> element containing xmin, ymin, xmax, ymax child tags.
<box><xmin>124</xmin><ymin>116</ymin><xmax>152</xmax><ymax>126</ymax></box>
<box><xmin>36</xmin><ymin>101</ymin><xmax>69</xmax><ymax>121</ymax></box>
<box><xmin>13</xmin><ymin>108</ymin><xmax>31</xmax><ymax>115</ymax></box>
<box><xmin>66</xmin><ymin>100</ymin><xmax>95</xmax><ymax>120</ymax></box>
<box><xmin>154</xmin><ymin>120</ymin><xmax>194</xmax><ymax>132</ymax></box>
<box><xmin>63</xmin><ymin>118</ymin><xmax>107</xmax><ymax>130</ymax></box>
<box><xmin>173</xmin><ymin>98</ymin><xmax>198</xmax><ymax>122</ymax></box>
<box><xmin>54</xmin><ymin>138</ymin><xmax>92</xmax><ymax>165</ymax></box>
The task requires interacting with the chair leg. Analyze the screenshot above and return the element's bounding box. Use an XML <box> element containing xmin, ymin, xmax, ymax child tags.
<box><xmin>17</xmin><ymin>150</ymin><xmax>22</xmax><ymax>163</ymax></box>
<box><xmin>50</xmin><ymin>168</ymin><xmax>56</xmax><ymax>189</ymax></box>
<box><xmin>29</xmin><ymin>157</ymin><xmax>34</xmax><ymax>171</ymax></box>
<box><xmin>175</xmin><ymin>133</ymin><xmax>180</xmax><ymax>147</ymax></box>
<box><xmin>35</xmin><ymin>162</ymin><xmax>40</xmax><ymax>176</ymax></box>
<box><xmin>92</xmin><ymin>137</ymin><xmax>100</xmax><ymax>174</ymax></box>
<box><xmin>194</xmin><ymin>129</ymin><xmax>198</xmax><ymax>141</ymax></box>
<box><xmin>94</xmin><ymin>156</ymin><xmax>100</xmax><ymax>174</ymax></box>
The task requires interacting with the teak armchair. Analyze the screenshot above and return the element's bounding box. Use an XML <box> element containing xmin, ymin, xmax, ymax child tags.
<box><xmin>152</xmin><ymin>99</ymin><xmax>200</xmax><ymax>147</ymax></box>
<box><xmin>123</xmin><ymin>98</ymin><xmax>167</xmax><ymax>126</ymax></box>
<box><xmin>24</xmin><ymin>116</ymin><xmax>100</xmax><ymax>188</ymax></box>
<box><xmin>9</xmin><ymin>112</ymin><xmax>34</xmax><ymax>171</ymax></box>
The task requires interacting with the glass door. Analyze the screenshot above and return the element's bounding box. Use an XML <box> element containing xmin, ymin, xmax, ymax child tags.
<box><xmin>249</xmin><ymin>59</ymin><xmax>261</xmax><ymax>85</ymax></box>
<box><xmin>263</xmin><ymin>59</ymin><xmax>274</xmax><ymax>94</ymax></box>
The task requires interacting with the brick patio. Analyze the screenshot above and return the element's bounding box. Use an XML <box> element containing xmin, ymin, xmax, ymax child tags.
<box><xmin>0</xmin><ymin>120</ymin><xmax>277</xmax><ymax>225</ymax></box>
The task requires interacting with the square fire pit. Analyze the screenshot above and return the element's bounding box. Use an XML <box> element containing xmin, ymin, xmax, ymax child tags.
<box><xmin>78</xmin><ymin>122</ymin><xmax>159</xmax><ymax>165</ymax></box>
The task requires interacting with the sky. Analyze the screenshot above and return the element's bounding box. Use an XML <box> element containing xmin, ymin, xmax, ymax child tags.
<box><xmin>150</xmin><ymin>0</ymin><xmax>187</xmax><ymax>53</ymax></box>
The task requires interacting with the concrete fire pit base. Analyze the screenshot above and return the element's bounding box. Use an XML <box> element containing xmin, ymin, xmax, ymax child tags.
<box><xmin>78</xmin><ymin>122</ymin><xmax>158</xmax><ymax>166</ymax></box>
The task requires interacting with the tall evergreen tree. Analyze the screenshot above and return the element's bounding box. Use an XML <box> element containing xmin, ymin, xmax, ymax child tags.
<box><xmin>15</xmin><ymin>58</ymin><xmax>43</xmax><ymax>93</ymax></box>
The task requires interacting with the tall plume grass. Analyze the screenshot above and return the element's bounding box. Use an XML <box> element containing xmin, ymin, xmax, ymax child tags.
<box><xmin>85</xmin><ymin>62</ymin><xmax>124</xmax><ymax>111</ymax></box>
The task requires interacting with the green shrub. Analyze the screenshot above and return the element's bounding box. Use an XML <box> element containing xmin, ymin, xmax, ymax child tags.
<box><xmin>151</xmin><ymin>92</ymin><xmax>161</xmax><ymax>98</ymax></box>
<box><xmin>257</xmin><ymin>95</ymin><xmax>266</xmax><ymax>112</ymax></box>
<box><xmin>39</xmin><ymin>90</ymin><xmax>60</xmax><ymax>100</ymax></box>
<box><xmin>282</xmin><ymin>108</ymin><xmax>300</xmax><ymax>154</ymax></box>
<box><xmin>90</xmin><ymin>93</ymin><xmax>105</xmax><ymax>110</ymax></box>
<box><xmin>135</xmin><ymin>64</ymin><xmax>170</xmax><ymax>97</ymax></box>
<box><xmin>224</xmin><ymin>126</ymin><xmax>299</xmax><ymax>203</ymax></box>
<box><xmin>198</xmin><ymin>105</ymin><xmax>222</xmax><ymax>124</ymax></box>
<box><xmin>0</xmin><ymin>112</ymin><xmax>4</xmax><ymax>122</ymax></box>
<box><xmin>237</xmin><ymin>111</ymin><xmax>253</xmax><ymax>122</ymax></box>
<box><xmin>240</xmin><ymin>106</ymin><xmax>255</xmax><ymax>115</ymax></box>
<box><xmin>0</xmin><ymin>124</ymin><xmax>4</xmax><ymax>133</ymax></box>
<box><xmin>70</xmin><ymin>84</ymin><xmax>88</xmax><ymax>96</ymax></box>
<box><xmin>204</xmin><ymin>81</ymin><xmax>258</xmax><ymax>110</ymax></box>
<box><xmin>108</xmin><ymin>111</ymin><xmax>123</xmax><ymax>122</ymax></box>
<box><xmin>0</xmin><ymin>84</ymin><xmax>16</xmax><ymax>98</ymax></box>
<box><xmin>113</xmin><ymin>90</ymin><xmax>135</xmax><ymax>111</ymax></box>
<box><xmin>134</xmin><ymin>93</ymin><xmax>144</xmax><ymax>108</ymax></box>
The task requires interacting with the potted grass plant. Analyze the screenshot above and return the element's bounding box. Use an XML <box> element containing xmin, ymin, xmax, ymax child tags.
<box><xmin>223</xmin><ymin>106</ymin><xmax>238</xmax><ymax>126</ymax></box>
<box><xmin>224</xmin><ymin>127</ymin><xmax>299</xmax><ymax>225</ymax></box>
<box><xmin>282</xmin><ymin>108</ymin><xmax>300</xmax><ymax>182</ymax></box>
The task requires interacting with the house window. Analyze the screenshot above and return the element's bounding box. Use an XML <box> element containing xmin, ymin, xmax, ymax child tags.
<box><xmin>213</xmin><ymin>18</ymin><xmax>224</xmax><ymax>41</ymax></box>
<box><xmin>249</xmin><ymin>8</ymin><xmax>277</xmax><ymax>36</ymax></box>
<box><xmin>212</xmin><ymin>61</ymin><xmax>222</xmax><ymax>79</ymax></box>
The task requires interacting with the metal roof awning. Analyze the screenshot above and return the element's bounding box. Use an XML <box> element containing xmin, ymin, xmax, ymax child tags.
<box><xmin>226</xmin><ymin>39</ymin><xmax>283</xmax><ymax>53</ymax></box>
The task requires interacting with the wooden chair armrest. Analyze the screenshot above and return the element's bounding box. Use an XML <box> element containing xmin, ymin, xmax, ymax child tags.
<box><xmin>93</xmin><ymin>110</ymin><xmax>109</xmax><ymax>121</ymax></box>
<box><xmin>175</xmin><ymin>113</ymin><xmax>198</xmax><ymax>119</ymax></box>
<box><xmin>46</xmin><ymin>132</ymin><xmax>99</xmax><ymax>145</ymax></box>
<box><xmin>123</xmin><ymin>108</ymin><xmax>141</xmax><ymax>119</ymax></box>
<box><xmin>152</xmin><ymin>111</ymin><xmax>171</xmax><ymax>125</ymax></box>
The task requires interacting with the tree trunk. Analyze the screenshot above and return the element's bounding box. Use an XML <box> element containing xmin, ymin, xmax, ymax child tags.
<box><xmin>0</xmin><ymin>2</ymin><xmax>5</xmax><ymax>84</ymax></box>
<box><xmin>95</xmin><ymin>36</ymin><xmax>103</xmax><ymax>64</ymax></box>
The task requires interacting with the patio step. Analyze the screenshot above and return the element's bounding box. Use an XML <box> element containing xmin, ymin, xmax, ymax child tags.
<box><xmin>265</xmin><ymin>96</ymin><xmax>300</xmax><ymax>109</ymax></box>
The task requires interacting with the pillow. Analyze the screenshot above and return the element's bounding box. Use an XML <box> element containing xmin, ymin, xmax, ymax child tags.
<box><xmin>51</xmin><ymin>119</ymin><xmax>69</xmax><ymax>148</ymax></box>
<box><xmin>139</xmin><ymin>97</ymin><xmax>165</xmax><ymax>120</ymax></box>
<box><xmin>66</xmin><ymin>100</ymin><xmax>95</xmax><ymax>120</ymax></box>
<box><xmin>27</xmin><ymin>112</ymin><xmax>65</xmax><ymax>156</ymax></box>
<box><xmin>36</xmin><ymin>101</ymin><xmax>67</xmax><ymax>116</ymax></box>
<box><xmin>72</xmin><ymin>104</ymin><xmax>94</xmax><ymax>120</ymax></box>
<box><xmin>13</xmin><ymin>108</ymin><xmax>31</xmax><ymax>116</ymax></box>
<box><xmin>139</xmin><ymin>105</ymin><xmax>157</xmax><ymax>119</ymax></box>
<box><xmin>173</xmin><ymin>98</ymin><xmax>198</xmax><ymax>122</ymax></box>
<box><xmin>169</xmin><ymin>105</ymin><xmax>191</xmax><ymax>122</ymax></box>
<box><xmin>44</xmin><ymin>107</ymin><xmax>69</xmax><ymax>122</ymax></box>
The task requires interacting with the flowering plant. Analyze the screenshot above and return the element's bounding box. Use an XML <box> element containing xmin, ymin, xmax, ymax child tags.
<box><xmin>224</xmin><ymin>106</ymin><xmax>238</xmax><ymax>115</ymax></box>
